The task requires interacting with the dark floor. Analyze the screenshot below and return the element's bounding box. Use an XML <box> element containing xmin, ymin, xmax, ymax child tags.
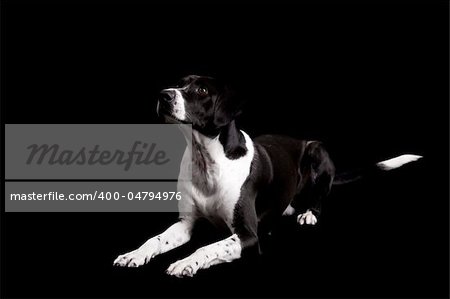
<box><xmin>2</xmin><ymin>156</ymin><xmax>448</xmax><ymax>298</ymax></box>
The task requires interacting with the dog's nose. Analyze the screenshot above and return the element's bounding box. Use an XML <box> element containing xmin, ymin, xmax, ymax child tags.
<box><xmin>159</xmin><ymin>89</ymin><xmax>176</xmax><ymax>102</ymax></box>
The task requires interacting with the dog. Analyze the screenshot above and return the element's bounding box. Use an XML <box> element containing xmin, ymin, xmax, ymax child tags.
<box><xmin>113</xmin><ymin>75</ymin><xmax>422</xmax><ymax>277</ymax></box>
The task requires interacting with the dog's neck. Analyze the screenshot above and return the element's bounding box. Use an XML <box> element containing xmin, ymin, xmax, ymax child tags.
<box><xmin>180</xmin><ymin>121</ymin><xmax>249</xmax><ymax>196</ymax></box>
<box><xmin>192</xmin><ymin>120</ymin><xmax>247</xmax><ymax>161</ymax></box>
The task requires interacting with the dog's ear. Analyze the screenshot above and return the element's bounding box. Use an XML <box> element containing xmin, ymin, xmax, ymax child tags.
<box><xmin>213</xmin><ymin>85</ymin><xmax>244</xmax><ymax>127</ymax></box>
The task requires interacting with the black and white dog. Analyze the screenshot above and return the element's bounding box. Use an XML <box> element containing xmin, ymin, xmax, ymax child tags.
<box><xmin>114</xmin><ymin>75</ymin><xmax>422</xmax><ymax>277</ymax></box>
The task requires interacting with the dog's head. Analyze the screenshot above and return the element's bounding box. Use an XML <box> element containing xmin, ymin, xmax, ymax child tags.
<box><xmin>157</xmin><ymin>75</ymin><xmax>241</xmax><ymax>136</ymax></box>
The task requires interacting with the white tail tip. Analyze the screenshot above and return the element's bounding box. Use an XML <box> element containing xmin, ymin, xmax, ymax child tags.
<box><xmin>377</xmin><ymin>154</ymin><xmax>423</xmax><ymax>171</ymax></box>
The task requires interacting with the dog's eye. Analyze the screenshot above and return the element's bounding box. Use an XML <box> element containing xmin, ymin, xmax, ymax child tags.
<box><xmin>197</xmin><ymin>87</ymin><xmax>208</xmax><ymax>96</ymax></box>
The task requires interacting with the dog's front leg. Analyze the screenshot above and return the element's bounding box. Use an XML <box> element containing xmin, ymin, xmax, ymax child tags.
<box><xmin>113</xmin><ymin>218</ymin><xmax>194</xmax><ymax>268</ymax></box>
<box><xmin>167</xmin><ymin>191</ymin><xmax>259</xmax><ymax>277</ymax></box>
<box><xmin>166</xmin><ymin>234</ymin><xmax>243</xmax><ymax>278</ymax></box>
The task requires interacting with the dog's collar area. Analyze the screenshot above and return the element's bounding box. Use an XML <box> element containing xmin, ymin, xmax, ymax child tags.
<box><xmin>189</xmin><ymin>121</ymin><xmax>248</xmax><ymax>160</ymax></box>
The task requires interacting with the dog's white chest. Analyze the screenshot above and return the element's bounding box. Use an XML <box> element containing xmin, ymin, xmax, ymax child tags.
<box><xmin>194</xmin><ymin>160</ymin><xmax>247</xmax><ymax>222</ymax></box>
<box><xmin>180</xmin><ymin>131</ymin><xmax>254</xmax><ymax>228</ymax></box>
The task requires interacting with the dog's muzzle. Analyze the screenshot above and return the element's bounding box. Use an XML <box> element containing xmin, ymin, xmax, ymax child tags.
<box><xmin>159</xmin><ymin>89</ymin><xmax>176</xmax><ymax>103</ymax></box>
<box><xmin>157</xmin><ymin>90</ymin><xmax>175</xmax><ymax>115</ymax></box>
<box><xmin>157</xmin><ymin>89</ymin><xmax>185</xmax><ymax>124</ymax></box>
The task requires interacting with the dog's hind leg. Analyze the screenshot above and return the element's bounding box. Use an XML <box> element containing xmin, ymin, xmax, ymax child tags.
<box><xmin>296</xmin><ymin>141</ymin><xmax>335</xmax><ymax>226</ymax></box>
<box><xmin>282</xmin><ymin>204</ymin><xmax>296</xmax><ymax>216</ymax></box>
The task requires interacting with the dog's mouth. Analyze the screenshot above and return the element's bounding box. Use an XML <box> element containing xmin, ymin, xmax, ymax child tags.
<box><xmin>157</xmin><ymin>109</ymin><xmax>191</xmax><ymax>125</ymax></box>
<box><xmin>156</xmin><ymin>101</ymin><xmax>178</xmax><ymax>124</ymax></box>
<box><xmin>162</xmin><ymin>114</ymin><xmax>184</xmax><ymax>124</ymax></box>
<box><xmin>156</xmin><ymin>100</ymin><xmax>192</xmax><ymax>125</ymax></box>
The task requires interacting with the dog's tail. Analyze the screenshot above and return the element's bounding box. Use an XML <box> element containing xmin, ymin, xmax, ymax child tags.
<box><xmin>332</xmin><ymin>154</ymin><xmax>423</xmax><ymax>185</ymax></box>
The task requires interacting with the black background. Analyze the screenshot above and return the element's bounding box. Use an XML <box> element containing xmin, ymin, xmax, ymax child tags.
<box><xmin>1</xmin><ymin>1</ymin><xmax>449</xmax><ymax>298</ymax></box>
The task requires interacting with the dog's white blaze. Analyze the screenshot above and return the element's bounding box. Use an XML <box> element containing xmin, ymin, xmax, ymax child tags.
<box><xmin>166</xmin><ymin>234</ymin><xmax>242</xmax><ymax>278</ymax></box>
<box><xmin>164</xmin><ymin>88</ymin><xmax>187</xmax><ymax>120</ymax></box>
<box><xmin>376</xmin><ymin>154</ymin><xmax>423</xmax><ymax>171</ymax></box>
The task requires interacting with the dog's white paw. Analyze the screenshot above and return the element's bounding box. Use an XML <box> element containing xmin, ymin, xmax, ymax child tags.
<box><xmin>297</xmin><ymin>210</ymin><xmax>317</xmax><ymax>225</ymax></box>
<box><xmin>113</xmin><ymin>249</ymin><xmax>152</xmax><ymax>268</ymax></box>
<box><xmin>166</xmin><ymin>256</ymin><xmax>200</xmax><ymax>278</ymax></box>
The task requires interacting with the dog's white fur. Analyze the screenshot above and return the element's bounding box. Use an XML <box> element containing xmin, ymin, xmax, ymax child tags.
<box><xmin>376</xmin><ymin>154</ymin><xmax>422</xmax><ymax>171</ymax></box>
<box><xmin>166</xmin><ymin>234</ymin><xmax>242</xmax><ymax>277</ymax></box>
<box><xmin>297</xmin><ymin>209</ymin><xmax>317</xmax><ymax>225</ymax></box>
<box><xmin>282</xmin><ymin>204</ymin><xmax>295</xmax><ymax>216</ymax></box>
<box><xmin>113</xmin><ymin>220</ymin><xmax>194</xmax><ymax>267</ymax></box>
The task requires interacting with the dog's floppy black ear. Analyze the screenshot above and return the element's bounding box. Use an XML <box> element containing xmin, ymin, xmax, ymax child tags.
<box><xmin>213</xmin><ymin>85</ymin><xmax>243</xmax><ymax>127</ymax></box>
